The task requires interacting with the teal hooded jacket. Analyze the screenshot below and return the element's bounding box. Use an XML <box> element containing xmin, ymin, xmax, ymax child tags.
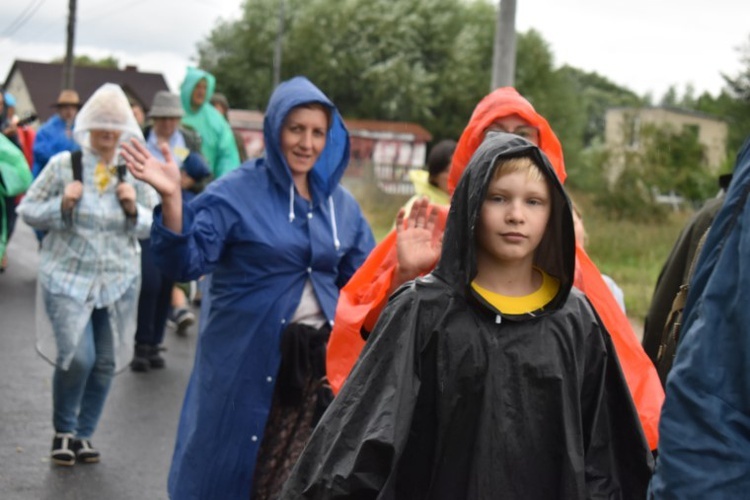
<box><xmin>180</xmin><ymin>67</ymin><xmax>240</xmax><ymax>178</ymax></box>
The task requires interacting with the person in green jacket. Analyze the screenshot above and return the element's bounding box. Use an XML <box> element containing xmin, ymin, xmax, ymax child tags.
<box><xmin>179</xmin><ymin>67</ymin><xmax>240</xmax><ymax>178</ymax></box>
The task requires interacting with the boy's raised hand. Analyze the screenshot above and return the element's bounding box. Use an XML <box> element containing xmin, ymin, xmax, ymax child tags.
<box><xmin>394</xmin><ymin>197</ymin><xmax>442</xmax><ymax>285</ymax></box>
<box><xmin>121</xmin><ymin>139</ymin><xmax>181</xmax><ymax>198</ymax></box>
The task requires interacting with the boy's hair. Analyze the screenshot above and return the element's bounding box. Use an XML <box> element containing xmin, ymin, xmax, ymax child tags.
<box><xmin>491</xmin><ymin>155</ymin><xmax>545</xmax><ymax>184</ymax></box>
<box><xmin>487</xmin><ymin>155</ymin><xmax>553</xmax><ymax>259</ymax></box>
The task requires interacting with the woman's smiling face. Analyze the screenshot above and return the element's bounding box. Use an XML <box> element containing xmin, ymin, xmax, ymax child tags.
<box><xmin>280</xmin><ymin>105</ymin><xmax>329</xmax><ymax>178</ymax></box>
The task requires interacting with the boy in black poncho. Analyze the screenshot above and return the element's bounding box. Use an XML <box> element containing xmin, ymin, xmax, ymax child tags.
<box><xmin>281</xmin><ymin>133</ymin><xmax>653</xmax><ymax>499</ymax></box>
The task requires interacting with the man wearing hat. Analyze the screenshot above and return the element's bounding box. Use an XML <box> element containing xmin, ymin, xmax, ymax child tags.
<box><xmin>132</xmin><ymin>90</ymin><xmax>211</xmax><ymax>371</ymax></box>
<box><xmin>31</xmin><ymin>89</ymin><xmax>81</xmax><ymax>178</ymax></box>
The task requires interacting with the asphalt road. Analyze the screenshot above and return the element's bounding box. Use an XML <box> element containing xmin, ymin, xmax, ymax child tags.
<box><xmin>0</xmin><ymin>221</ymin><xmax>198</xmax><ymax>500</ymax></box>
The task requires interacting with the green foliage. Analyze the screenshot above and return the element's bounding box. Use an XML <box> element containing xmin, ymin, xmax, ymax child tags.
<box><xmin>195</xmin><ymin>2</ymin><xmax>750</xmax><ymax>221</ymax></box>
<box><xmin>199</xmin><ymin>0</ymin><xmax>524</xmax><ymax>142</ymax></box>
<box><xmin>565</xmin><ymin>140</ymin><xmax>608</xmax><ymax>193</ymax></box>
<box><xmin>51</xmin><ymin>54</ymin><xmax>120</xmax><ymax>69</ymax></box>
<box><xmin>594</xmin><ymin>164</ymin><xmax>668</xmax><ymax>222</ymax></box>
<box><xmin>639</xmin><ymin>123</ymin><xmax>715</xmax><ymax>201</ymax></box>
<box><xmin>514</xmin><ymin>30</ymin><xmax>586</xmax><ymax>169</ymax></box>
<box><xmin>559</xmin><ymin>65</ymin><xmax>645</xmax><ymax>146</ymax></box>
<box><xmin>593</xmin><ymin>120</ymin><xmax>714</xmax><ymax>221</ymax></box>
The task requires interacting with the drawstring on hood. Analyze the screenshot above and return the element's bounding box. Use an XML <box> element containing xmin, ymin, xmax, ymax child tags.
<box><xmin>329</xmin><ymin>197</ymin><xmax>340</xmax><ymax>251</ymax></box>
<box><xmin>289</xmin><ymin>184</ymin><xmax>296</xmax><ymax>223</ymax></box>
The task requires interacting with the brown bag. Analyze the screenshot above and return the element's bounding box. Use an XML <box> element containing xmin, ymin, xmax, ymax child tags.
<box><xmin>655</xmin><ymin>228</ymin><xmax>709</xmax><ymax>386</ymax></box>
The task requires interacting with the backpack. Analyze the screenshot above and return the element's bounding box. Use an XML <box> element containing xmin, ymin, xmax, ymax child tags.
<box><xmin>70</xmin><ymin>150</ymin><xmax>126</xmax><ymax>184</ymax></box>
<box><xmin>655</xmin><ymin>228</ymin><xmax>709</xmax><ymax>386</ymax></box>
<box><xmin>36</xmin><ymin>152</ymin><xmax>127</xmax><ymax>242</ymax></box>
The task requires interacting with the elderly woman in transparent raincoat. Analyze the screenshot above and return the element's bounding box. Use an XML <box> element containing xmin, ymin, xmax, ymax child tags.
<box><xmin>17</xmin><ymin>83</ymin><xmax>158</xmax><ymax>466</ymax></box>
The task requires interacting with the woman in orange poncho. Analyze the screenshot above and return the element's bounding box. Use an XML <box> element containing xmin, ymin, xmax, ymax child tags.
<box><xmin>327</xmin><ymin>87</ymin><xmax>664</xmax><ymax>450</ymax></box>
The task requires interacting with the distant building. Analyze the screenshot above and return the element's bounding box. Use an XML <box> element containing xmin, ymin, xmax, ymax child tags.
<box><xmin>605</xmin><ymin>106</ymin><xmax>729</xmax><ymax>180</ymax></box>
<box><xmin>228</xmin><ymin>110</ymin><xmax>432</xmax><ymax>195</ymax></box>
<box><xmin>3</xmin><ymin>59</ymin><xmax>169</xmax><ymax>125</ymax></box>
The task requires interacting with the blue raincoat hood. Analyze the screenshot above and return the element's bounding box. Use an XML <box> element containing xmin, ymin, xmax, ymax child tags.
<box><xmin>263</xmin><ymin>76</ymin><xmax>350</xmax><ymax>204</ymax></box>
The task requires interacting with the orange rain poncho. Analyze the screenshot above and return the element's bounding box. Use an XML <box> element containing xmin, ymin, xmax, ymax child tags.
<box><xmin>327</xmin><ymin>87</ymin><xmax>664</xmax><ymax>449</ymax></box>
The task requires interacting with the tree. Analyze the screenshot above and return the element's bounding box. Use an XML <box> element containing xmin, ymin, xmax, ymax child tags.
<box><xmin>51</xmin><ymin>54</ymin><xmax>119</xmax><ymax>69</ymax></box>
<box><xmin>514</xmin><ymin>30</ymin><xmax>585</xmax><ymax>170</ymax></box>
<box><xmin>594</xmin><ymin>120</ymin><xmax>714</xmax><ymax>221</ymax></box>
<box><xmin>559</xmin><ymin>66</ymin><xmax>644</xmax><ymax>146</ymax></box>
<box><xmin>198</xmin><ymin>0</ymin><xmax>534</xmax><ymax>142</ymax></box>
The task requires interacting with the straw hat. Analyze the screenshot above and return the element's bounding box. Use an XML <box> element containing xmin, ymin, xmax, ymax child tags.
<box><xmin>148</xmin><ymin>91</ymin><xmax>184</xmax><ymax>118</ymax></box>
<box><xmin>53</xmin><ymin>89</ymin><xmax>82</xmax><ymax>108</ymax></box>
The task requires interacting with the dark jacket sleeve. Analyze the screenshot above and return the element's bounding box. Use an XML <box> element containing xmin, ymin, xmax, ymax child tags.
<box><xmin>280</xmin><ymin>287</ymin><xmax>429</xmax><ymax>499</ymax></box>
<box><xmin>581</xmin><ymin>301</ymin><xmax>654</xmax><ymax>499</ymax></box>
<box><xmin>642</xmin><ymin>197</ymin><xmax>722</xmax><ymax>362</ymax></box>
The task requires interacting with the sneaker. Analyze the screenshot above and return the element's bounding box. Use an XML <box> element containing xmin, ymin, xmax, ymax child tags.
<box><xmin>51</xmin><ymin>432</ymin><xmax>76</xmax><ymax>466</ymax></box>
<box><xmin>148</xmin><ymin>345</ymin><xmax>166</xmax><ymax>369</ymax></box>
<box><xmin>72</xmin><ymin>439</ymin><xmax>100</xmax><ymax>464</ymax></box>
<box><xmin>131</xmin><ymin>344</ymin><xmax>151</xmax><ymax>372</ymax></box>
<box><xmin>172</xmin><ymin>307</ymin><xmax>195</xmax><ymax>335</ymax></box>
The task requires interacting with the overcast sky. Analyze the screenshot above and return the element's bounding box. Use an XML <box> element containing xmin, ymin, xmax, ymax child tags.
<box><xmin>1</xmin><ymin>0</ymin><xmax>748</xmax><ymax>102</ymax></box>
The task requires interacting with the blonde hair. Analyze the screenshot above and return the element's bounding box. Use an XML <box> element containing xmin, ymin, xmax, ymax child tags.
<box><xmin>491</xmin><ymin>155</ymin><xmax>545</xmax><ymax>183</ymax></box>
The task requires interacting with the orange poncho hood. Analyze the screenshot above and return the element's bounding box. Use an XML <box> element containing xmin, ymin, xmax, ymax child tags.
<box><xmin>448</xmin><ymin>87</ymin><xmax>566</xmax><ymax>193</ymax></box>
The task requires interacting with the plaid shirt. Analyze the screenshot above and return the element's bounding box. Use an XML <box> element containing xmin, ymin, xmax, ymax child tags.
<box><xmin>18</xmin><ymin>149</ymin><xmax>158</xmax><ymax>307</ymax></box>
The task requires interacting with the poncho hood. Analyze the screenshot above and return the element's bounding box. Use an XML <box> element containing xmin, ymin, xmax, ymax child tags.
<box><xmin>435</xmin><ymin>132</ymin><xmax>575</xmax><ymax>313</ymax></box>
<box><xmin>73</xmin><ymin>83</ymin><xmax>144</xmax><ymax>150</ymax></box>
<box><xmin>448</xmin><ymin>87</ymin><xmax>566</xmax><ymax>194</ymax></box>
<box><xmin>263</xmin><ymin>76</ymin><xmax>350</xmax><ymax>203</ymax></box>
<box><xmin>180</xmin><ymin>67</ymin><xmax>216</xmax><ymax>114</ymax></box>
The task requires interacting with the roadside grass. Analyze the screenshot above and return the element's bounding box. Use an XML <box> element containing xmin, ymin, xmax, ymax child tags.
<box><xmin>344</xmin><ymin>178</ymin><xmax>693</xmax><ymax>324</ymax></box>
<box><xmin>343</xmin><ymin>177</ymin><xmax>410</xmax><ymax>242</ymax></box>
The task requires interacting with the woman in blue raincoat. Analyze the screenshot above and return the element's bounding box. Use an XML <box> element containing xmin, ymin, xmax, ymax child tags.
<box><xmin>122</xmin><ymin>76</ymin><xmax>375</xmax><ymax>500</ymax></box>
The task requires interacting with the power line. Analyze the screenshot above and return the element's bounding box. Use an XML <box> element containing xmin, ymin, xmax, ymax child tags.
<box><xmin>80</xmin><ymin>0</ymin><xmax>151</xmax><ymax>24</ymax></box>
<box><xmin>1</xmin><ymin>0</ymin><xmax>41</xmax><ymax>35</ymax></box>
<box><xmin>1</xmin><ymin>0</ymin><xmax>48</xmax><ymax>38</ymax></box>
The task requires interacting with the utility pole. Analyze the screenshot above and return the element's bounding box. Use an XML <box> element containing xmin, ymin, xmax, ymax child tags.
<box><xmin>272</xmin><ymin>0</ymin><xmax>285</xmax><ymax>89</ymax></box>
<box><xmin>491</xmin><ymin>0</ymin><xmax>517</xmax><ymax>90</ymax></box>
<box><xmin>62</xmin><ymin>0</ymin><xmax>77</xmax><ymax>90</ymax></box>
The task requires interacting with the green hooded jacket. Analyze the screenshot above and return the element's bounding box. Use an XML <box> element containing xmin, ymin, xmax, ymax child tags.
<box><xmin>180</xmin><ymin>67</ymin><xmax>240</xmax><ymax>178</ymax></box>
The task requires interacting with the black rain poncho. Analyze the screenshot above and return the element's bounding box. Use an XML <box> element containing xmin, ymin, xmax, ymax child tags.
<box><xmin>281</xmin><ymin>134</ymin><xmax>653</xmax><ymax>499</ymax></box>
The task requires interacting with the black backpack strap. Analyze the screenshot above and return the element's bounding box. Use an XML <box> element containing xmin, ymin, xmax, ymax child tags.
<box><xmin>71</xmin><ymin>150</ymin><xmax>83</xmax><ymax>182</ymax></box>
<box><xmin>116</xmin><ymin>164</ymin><xmax>126</xmax><ymax>183</ymax></box>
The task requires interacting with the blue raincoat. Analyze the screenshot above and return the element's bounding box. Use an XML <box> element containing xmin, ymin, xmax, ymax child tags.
<box><xmin>151</xmin><ymin>77</ymin><xmax>375</xmax><ymax>499</ymax></box>
<box><xmin>31</xmin><ymin>114</ymin><xmax>79</xmax><ymax>178</ymax></box>
<box><xmin>650</xmin><ymin>137</ymin><xmax>750</xmax><ymax>498</ymax></box>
